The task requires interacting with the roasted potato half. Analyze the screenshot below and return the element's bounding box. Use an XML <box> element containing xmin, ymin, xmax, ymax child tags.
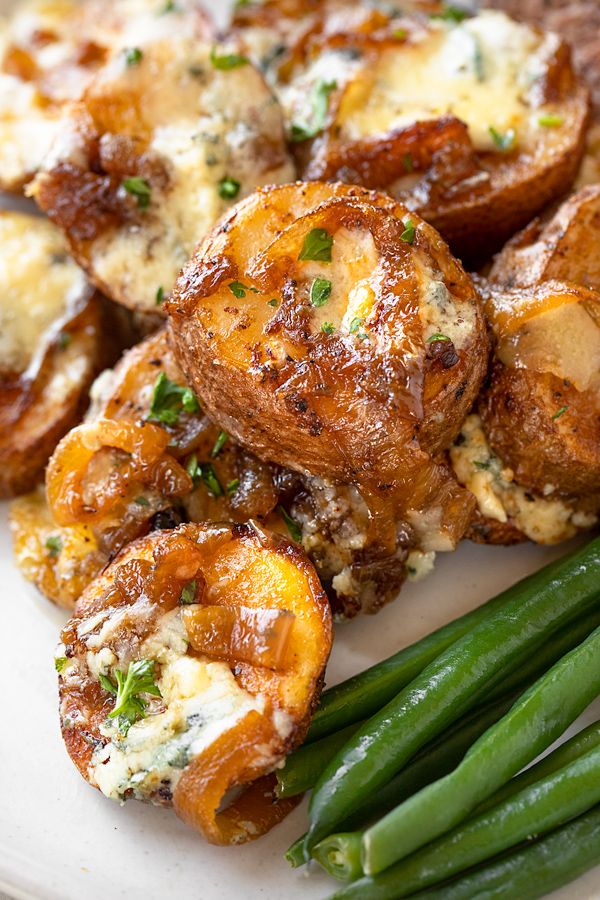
<box><xmin>0</xmin><ymin>0</ymin><xmax>212</xmax><ymax>192</ymax></box>
<box><xmin>0</xmin><ymin>211</ymin><xmax>107</xmax><ymax>498</ymax></box>
<box><xmin>56</xmin><ymin>523</ymin><xmax>332</xmax><ymax>843</ymax></box>
<box><xmin>236</xmin><ymin>3</ymin><xmax>588</xmax><ymax>261</ymax></box>
<box><xmin>168</xmin><ymin>180</ymin><xmax>486</xmax><ymax>556</ymax></box>
<box><xmin>31</xmin><ymin>36</ymin><xmax>295</xmax><ymax>312</ymax></box>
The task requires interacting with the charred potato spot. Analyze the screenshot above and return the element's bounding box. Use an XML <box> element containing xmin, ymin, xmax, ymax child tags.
<box><xmin>0</xmin><ymin>212</ymin><xmax>104</xmax><ymax>498</ymax></box>
<box><xmin>32</xmin><ymin>38</ymin><xmax>295</xmax><ymax>310</ymax></box>
<box><xmin>0</xmin><ymin>0</ymin><xmax>212</xmax><ymax>191</ymax></box>
<box><xmin>168</xmin><ymin>181</ymin><xmax>486</xmax><ymax>557</ymax></box>
<box><xmin>56</xmin><ymin>523</ymin><xmax>331</xmax><ymax>843</ymax></box>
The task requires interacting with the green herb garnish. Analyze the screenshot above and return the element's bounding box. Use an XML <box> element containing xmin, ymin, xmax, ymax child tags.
<box><xmin>227</xmin><ymin>478</ymin><xmax>240</xmax><ymax>495</ymax></box>
<box><xmin>218</xmin><ymin>176</ymin><xmax>241</xmax><ymax>200</ymax></box>
<box><xmin>155</xmin><ymin>285</ymin><xmax>165</xmax><ymax>306</ymax></box>
<box><xmin>55</xmin><ymin>657</ymin><xmax>68</xmax><ymax>673</ymax></box>
<box><xmin>210</xmin><ymin>47</ymin><xmax>249</xmax><ymax>70</ymax></box>
<box><xmin>349</xmin><ymin>317</ymin><xmax>363</xmax><ymax>334</ymax></box>
<box><xmin>393</xmin><ymin>28</ymin><xmax>407</xmax><ymax>40</ymax></box>
<box><xmin>474</xmin><ymin>460</ymin><xmax>491</xmax><ymax>470</ymax></box>
<box><xmin>46</xmin><ymin>535</ymin><xmax>62</xmax><ymax>558</ymax></box>
<box><xmin>211</xmin><ymin>430</ymin><xmax>229</xmax><ymax>458</ymax></box>
<box><xmin>180</xmin><ymin>580</ymin><xmax>197</xmax><ymax>605</ymax></box>
<box><xmin>290</xmin><ymin>79</ymin><xmax>337</xmax><ymax>142</ymax></box>
<box><xmin>279</xmin><ymin>505</ymin><xmax>302</xmax><ymax>542</ymax></box>
<box><xmin>552</xmin><ymin>405</ymin><xmax>568</xmax><ymax>420</ymax></box>
<box><xmin>432</xmin><ymin>5</ymin><xmax>469</xmax><ymax>23</ymax></box>
<box><xmin>321</xmin><ymin>322</ymin><xmax>335</xmax><ymax>335</ymax></box>
<box><xmin>403</xmin><ymin>152</ymin><xmax>414</xmax><ymax>173</ymax></box>
<box><xmin>122</xmin><ymin>176</ymin><xmax>151</xmax><ymax>209</ymax></box>
<box><xmin>299</xmin><ymin>228</ymin><xmax>333</xmax><ymax>262</ymax></box>
<box><xmin>124</xmin><ymin>47</ymin><xmax>143</xmax><ymax>66</ymax></box>
<box><xmin>186</xmin><ymin>453</ymin><xmax>201</xmax><ymax>485</ymax></box>
<box><xmin>160</xmin><ymin>0</ymin><xmax>177</xmax><ymax>12</ymax></box>
<box><xmin>58</xmin><ymin>332</ymin><xmax>71</xmax><ymax>350</ymax></box>
<box><xmin>201</xmin><ymin>463</ymin><xmax>223</xmax><ymax>497</ymax></box>
<box><xmin>148</xmin><ymin>372</ymin><xmax>200</xmax><ymax>426</ymax></box>
<box><xmin>538</xmin><ymin>114</ymin><xmax>563</xmax><ymax>127</ymax></box>
<box><xmin>99</xmin><ymin>659</ymin><xmax>161</xmax><ymax>734</ymax></box>
<box><xmin>310</xmin><ymin>277</ymin><xmax>332</xmax><ymax>307</ymax></box>
<box><xmin>489</xmin><ymin>126</ymin><xmax>517</xmax><ymax>152</ymax></box>
<box><xmin>401</xmin><ymin>218</ymin><xmax>415</xmax><ymax>243</ymax></box>
<box><xmin>268</xmin><ymin>298</ymin><xmax>279</xmax><ymax>308</ymax></box>
<box><xmin>229</xmin><ymin>281</ymin><xmax>258</xmax><ymax>298</ymax></box>
<box><xmin>427</xmin><ymin>332</ymin><xmax>451</xmax><ymax>342</ymax></box>
<box><xmin>134</xmin><ymin>496</ymin><xmax>150</xmax><ymax>507</ymax></box>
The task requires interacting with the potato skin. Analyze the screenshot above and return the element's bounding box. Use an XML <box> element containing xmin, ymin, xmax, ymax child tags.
<box><xmin>168</xmin><ymin>182</ymin><xmax>488</xmax><ymax>486</ymax></box>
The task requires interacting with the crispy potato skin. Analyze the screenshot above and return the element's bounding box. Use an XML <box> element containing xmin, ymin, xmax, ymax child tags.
<box><xmin>234</xmin><ymin>1</ymin><xmax>589</xmax><ymax>263</ymax></box>
<box><xmin>58</xmin><ymin>523</ymin><xmax>331</xmax><ymax>843</ymax></box>
<box><xmin>0</xmin><ymin>291</ymin><xmax>105</xmax><ymax>499</ymax></box>
<box><xmin>168</xmin><ymin>182</ymin><xmax>487</xmax><ymax>478</ymax></box>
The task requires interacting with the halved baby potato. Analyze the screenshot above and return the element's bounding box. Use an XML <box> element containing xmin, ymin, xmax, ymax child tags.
<box><xmin>56</xmin><ymin>523</ymin><xmax>332</xmax><ymax>844</ymax></box>
<box><xmin>168</xmin><ymin>181</ymin><xmax>486</xmax><ymax>552</ymax></box>
<box><xmin>0</xmin><ymin>211</ymin><xmax>106</xmax><ymax>497</ymax></box>
<box><xmin>235</xmin><ymin>2</ymin><xmax>589</xmax><ymax>261</ymax></box>
<box><xmin>0</xmin><ymin>0</ymin><xmax>212</xmax><ymax>191</ymax></box>
<box><xmin>31</xmin><ymin>36</ymin><xmax>295</xmax><ymax>311</ymax></box>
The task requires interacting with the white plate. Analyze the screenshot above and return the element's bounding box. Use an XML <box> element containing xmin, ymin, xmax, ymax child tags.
<box><xmin>1</xmin><ymin>2</ymin><xmax>599</xmax><ymax>898</ymax></box>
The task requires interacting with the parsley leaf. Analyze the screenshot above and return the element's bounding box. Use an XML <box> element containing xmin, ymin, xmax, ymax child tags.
<box><xmin>403</xmin><ymin>152</ymin><xmax>414</xmax><ymax>173</ymax></box>
<box><xmin>432</xmin><ymin>5</ymin><xmax>469</xmax><ymax>23</ymax></box>
<box><xmin>58</xmin><ymin>331</ymin><xmax>71</xmax><ymax>350</ymax></box>
<box><xmin>55</xmin><ymin>657</ymin><xmax>68</xmax><ymax>673</ymax></box>
<box><xmin>124</xmin><ymin>47</ymin><xmax>143</xmax><ymax>66</ymax></box>
<box><xmin>310</xmin><ymin>277</ymin><xmax>332</xmax><ymax>307</ymax></box>
<box><xmin>134</xmin><ymin>496</ymin><xmax>150</xmax><ymax>507</ymax></box>
<box><xmin>291</xmin><ymin>79</ymin><xmax>337</xmax><ymax>143</ymax></box>
<box><xmin>122</xmin><ymin>176</ymin><xmax>152</xmax><ymax>209</ymax></box>
<box><xmin>155</xmin><ymin>285</ymin><xmax>165</xmax><ymax>306</ymax></box>
<box><xmin>202</xmin><ymin>462</ymin><xmax>223</xmax><ymax>496</ymax></box>
<box><xmin>210</xmin><ymin>47</ymin><xmax>249</xmax><ymax>70</ymax></box>
<box><xmin>552</xmin><ymin>405</ymin><xmax>568</xmax><ymax>420</ymax></box>
<box><xmin>321</xmin><ymin>322</ymin><xmax>335</xmax><ymax>335</ymax></box>
<box><xmin>187</xmin><ymin>453</ymin><xmax>201</xmax><ymax>485</ymax></box>
<box><xmin>401</xmin><ymin>218</ymin><xmax>416</xmax><ymax>244</ymax></box>
<box><xmin>229</xmin><ymin>281</ymin><xmax>258</xmax><ymax>298</ymax></box>
<box><xmin>100</xmin><ymin>659</ymin><xmax>161</xmax><ymax>734</ymax></box>
<box><xmin>211</xmin><ymin>430</ymin><xmax>229</xmax><ymax>457</ymax></box>
<box><xmin>180</xmin><ymin>580</ymin><xmax>197</xmax><ymax>604</ymax></box>
<box><xmin>349</xmin><ymin>317</ymin><xmax>363</xmax><ymax>334</ymax></box>
<box><xmin>46</xmin><ymin>535</ymin><xmax>62</xmax><ymax>558</ymax></box>
<box><xmin>268</xmin><ymin>298</ymin><xmax>278</xmax><ymax>307</ymax></box>
<box><xmin>148</xmin><ymin>372</ymin><xmax>200</xmax><ymax>426</ymax></box>
<box><xmin>489</xmin><ymin>126</ymin><xmax>517</xmax><ymax>152</ymax></box>
<box><xmin>299</xmin><ymin>228</ymin><xmax>333</xmax><ymax>262</ymax></box>
<box><xmin>279</xmin><ymin>505</ymin><xmax>302</xmax><ymax>542</ymax></box>
<box><xmin>227</xmin><ymin>478</ymin><xmax>240</xmax><ymax>495</ymax></box>
<box><xmin>427</xmin><ymin>332</ymin><xmax>451</xmax><ymax>343</ymax></box>
<box><xmin>218</xmin><ymin>176</ymin><xmax>241</xmax><ymax>200</ymax></box>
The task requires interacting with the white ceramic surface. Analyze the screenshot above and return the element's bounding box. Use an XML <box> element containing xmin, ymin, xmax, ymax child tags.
<box><xmin>1</xmin><ymin>1</ymin><xmax>599</xmax><ymax>898</ymax></box>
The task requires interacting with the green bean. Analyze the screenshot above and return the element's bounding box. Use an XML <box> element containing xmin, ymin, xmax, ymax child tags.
<box><xmin>362</xmin><ymin>624</ymin><xmax>600</xmax><ymax>875</ymax></box>
<box><xmin>326</xmin><ymin>726</ymin><xmax>600</xmax><ymax>897</ymax></box>
<box><xmin>277</xmin><ymin>723</ymin><xmax>363</xmax><ymax>799</ymax></box>
<box><xmin>414</xmin><ymin>803</ymin><xmax>600</xmax><ymax>900</ymax></box>
<box><xmin>303</xmin><ymin>536</ymin><xmax>600</xmax><ymax>854</ymax></box>
<box><xmin>307</xmin><ymin>547</ymin><xmax>578</xmax><ymax>743</ymax></box>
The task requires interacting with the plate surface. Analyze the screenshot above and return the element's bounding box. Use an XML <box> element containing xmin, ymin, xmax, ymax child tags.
<box><xmin>0</xmin><ymin>2</ymin><xmax>599</xmax><ymax>898</ymax></box>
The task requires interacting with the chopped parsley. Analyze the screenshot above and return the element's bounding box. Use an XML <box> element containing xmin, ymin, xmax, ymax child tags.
<box><xmin>218</xmin><ymin>176</ymin><xmax>241</xmax><ymax>200</ymax></box>
<box><xmin>299</xmin><ymin>228</ymin><xmax>333</xmax><ymax>262</ymax></box>
<box><xmin>180</xmin><ymin>580</ymin><xmax>197</xmax><ymax>605</ymax></box>
<box><xmin>427</xmin><ymin>332</ymin><xmax>451</xmax><ymax>343</ymax></box>
<box><xmin>124</xmin><ymin>47</ymin><xmax>143</xmax><ymax>66</ymax></box>
<box><xmin>310</xmin><ymin>277</ymin><xmax>332</xmax><ymax>307</ymax></box>
<box><xmin>201</xmin><ymin>463</ymin><xmax>223</xmax><ymax>497</ymax></box>
<box><xmin>148</xmin><ymin>372</ymin><xmax>200</xmax><ymax>426</ymax></box>
<box><xmin>55</xmin><ymin>657</ymin><xmax>68</xmax><ymax>673</ymax></box>
<box><xmin>45</xmin><ymin>535</ymin><xmax>62</xmax><ymax>558</ymax></box>
<box><xmin>227</xmin><ymin>478</ymin><xmax>240</xmax><ymax>495</ymax></box>
<box><xmin>155</xmin><ymin>285</ymin><xmax>165</xmax><ymax>306</ymax></box>
<box><xmin>393</xmin><ymin>28</ymin><xmax>407</xmax><ymax>40</ymax></box>
<box><xmin>538</xmin><ymin>114</ymin><xmax>563</xmax><ymax>127</ymax></box>
<box><xmin>349</xmin><ymin>317</ymin><xmax>363</xmax><ymax>334</ymax></box>
<box><xmin>290</xmin><ymin>79</ymin><xmax>337</xmax><ymax>143</ymax></box>
<box><xmin>432</xmin><ymin>5</ymin><xmax>470</xmax><ymax>23</ymax></box>
<box><xmin>211</xmin><ymin>430</ymin><xmax>229</xmax><ymax>457</ymax></box>
<box><xmin>229</xmin><ymin>281</ymin><xmax>258</xmax><ymax>298</ymax></box>
<box><xmin>134</xmin><ymin>496</ymin><xmax>150</xmax><ymax>507</ymax></box>
<box><xmin>186</xmin><ymin>453</ymin><xmax>201</xmax><ymax>485</ymax></box>
<box><xmin>489</xmin><ymin>126</ymin><xmax>517</xmax><ymax>152</ymax></box>
<box><xmin>321</xmin><ymin>322</ymin><xmax>335</xmax><ymax>334</ymax></box>
<box><xmin>268</xmin><ymin>298</ymin><xmax>279</xmax><ymax>308</ymax></box>
<box><xmin>474</xmin><ymin>459</ymin><xmax>491</xmax><ymax>470</ymax></box>
<box><xmin>58</xmin><ymin>331</ymin><xmax>71</xmax><ymax>350</ymax></box>
<box><xmin>401</xmin><ymin>218</ymin><xmax>416</xmax><ymax>243</ymax></box>
<box><xmin>279</xmin><ymin>505</ymin><xmax>302</xmax><ymax>542</ymax></box>
<box><xmin>160</xmin><ymin>0</ymin><xmax>177</xmax><ymax>12</ymax></box>
<box><xmin>122</xmin><ymin>176</ymin><xmax>151</xmax><ymax>209</ymax></box>
<box><xmin>403</xmin><ymin>152</ymin><xmax>414</xmax><ymax>173</ymax></box>
<box><xmin>552</xmin><ymin>405</ymin><xmax>569</xmax><ymax>420</ymax></box>
<box><xmin>210</xmin><ymin>47</ymin><xmax>249</xmax><ymax>70</ymax></box>
<box><xmin>99</xmin><ymin>659</ymin><xmax>161</xmax><ymax>735</ymax></box>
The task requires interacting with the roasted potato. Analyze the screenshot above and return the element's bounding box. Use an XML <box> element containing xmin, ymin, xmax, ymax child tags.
<box><xmin>0</xmin><ymin>211</ymin><xmax>107</xmax><ymax>498</ymax></box>
<box><xmin>0</xmin><ymin>0</ymin><xmax>211</xmax><ymax>191</ymax></box>
<box><xmin>31</xmin><ymin>36</ymin><xmax>295</xmax><ymax>312</ymax></box>
<box><xmin>168</xmin><ymin>181</ymin><xmax>485</xmax><ymax>558</ymax></box>
<box><xmin>233</xmin><ymin>2</ymin><xmax>589</xmax><ymax>262</ymax></box>
<box><xmin>56</xmin><ymin>523</ymin><xmax>332</xmax><ymax>843</ymax></box>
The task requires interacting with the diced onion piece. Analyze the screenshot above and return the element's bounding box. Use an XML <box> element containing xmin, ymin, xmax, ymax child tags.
<box><xmin>183</xmin><ymin>605</ymin><xmax>296</xmax><ymax>670</ymax></box>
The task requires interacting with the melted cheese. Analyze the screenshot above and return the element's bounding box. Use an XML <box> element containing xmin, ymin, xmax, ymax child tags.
<box><xmin>0</xmin><ymin>212</ymin><xmax>88</xmax><ymax>374</ymax></box>
<box><xmin>43</xmin><ymin>38</ymin><xmax>294</xmax><ymax>310</ymax></box>
<box><xmin>450</xmin><ymin>414</ymin><xmax>598</xmax><ymax>544</ymax></box>
<box><xmin>337</xmin><ymin>11</ymin><xmax>558</xmax><ymax>152</ymax></box>
<box><xmin>87</xmin><ymin>609</ymin><xmax>267</xmax><ymax>802</ymax></box>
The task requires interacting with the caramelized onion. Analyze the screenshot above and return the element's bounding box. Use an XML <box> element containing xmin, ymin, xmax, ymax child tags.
<box><xmin>183</xmin><ymin>605</ymin><xmax>296</xmax><ymax>670</ymax></box>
